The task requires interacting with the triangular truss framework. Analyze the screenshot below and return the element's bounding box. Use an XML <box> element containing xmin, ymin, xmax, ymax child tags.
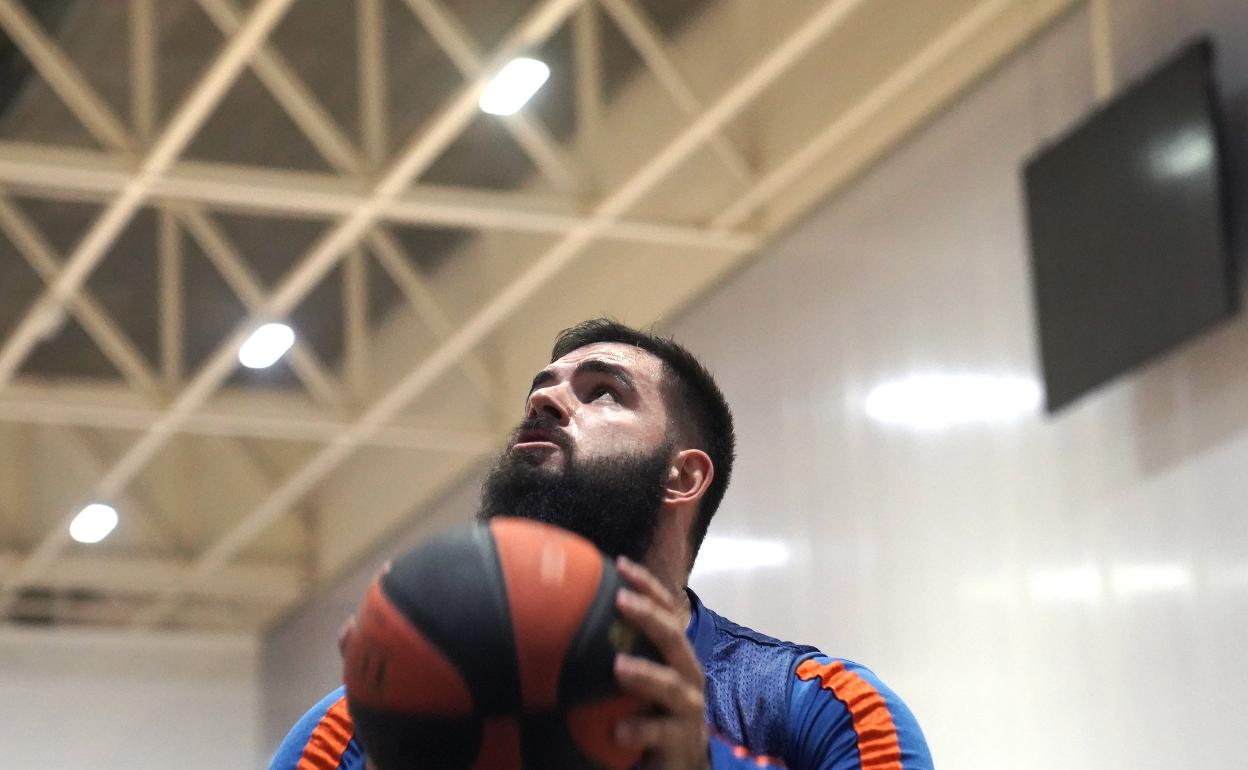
<box><xmin>0</xmin><ymin>0</ymin><xmax>1076</xmax><ymax>630</ymax></box>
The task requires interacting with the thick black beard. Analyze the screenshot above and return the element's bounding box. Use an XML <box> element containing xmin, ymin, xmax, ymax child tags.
<box><xmin>477</xmin><ymin>438</ymin><xmax>671</xmax><ymax>563</ymax></box>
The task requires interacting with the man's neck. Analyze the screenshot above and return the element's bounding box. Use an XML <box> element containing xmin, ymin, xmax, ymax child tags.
<box><xmin>643</xmin><ymin>514</ymin><xmax>693</xmax><ymax>626</ymax></box>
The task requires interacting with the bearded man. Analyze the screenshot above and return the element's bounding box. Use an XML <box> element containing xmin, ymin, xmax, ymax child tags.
<box><xmin>270</xmin><ymin>318</ymin><xmax>933</xmax><ymax>770</ymax></box>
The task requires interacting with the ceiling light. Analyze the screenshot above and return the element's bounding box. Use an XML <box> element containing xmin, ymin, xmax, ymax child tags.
<box><xmin>479</xmin><ymin>57</ymin><xmax>550</xmax><ymax>116</ymax></box>
<box><xmin>69</xmin><ymin>503</ymin><xmax>118</xmax><ymax>544</ymax></box>
<box><xmin>238</xmin><ymin>322</ymin><xmax>295</xmax><ymax>369</ymax></box>
<box><xmin>864</xmin><ymin>372</ymin><xmax>1041</xmax><ymax>431</ymax></box>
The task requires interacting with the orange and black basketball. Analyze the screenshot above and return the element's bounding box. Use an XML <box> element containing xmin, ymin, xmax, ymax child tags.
<box><xmin>341</xmin><ymin>517</ymin><xmax>656</xmax><ymax>770</ymax></box>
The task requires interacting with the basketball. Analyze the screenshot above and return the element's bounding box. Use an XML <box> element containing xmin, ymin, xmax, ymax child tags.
<box><xmin>341</xmin><ymin>517</ymin><xmax>655</xmax><ymax>770</ymax></box>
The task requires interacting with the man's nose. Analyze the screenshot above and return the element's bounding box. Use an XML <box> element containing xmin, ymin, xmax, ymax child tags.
<box><xmin>526</xmin><ymin>384</ymin><xmax>570</xmax><ymax>424</ymax></box>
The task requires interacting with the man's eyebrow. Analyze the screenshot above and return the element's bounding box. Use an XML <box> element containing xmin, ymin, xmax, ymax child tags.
<box><xmin>526</xmin><ymin>359</ymin><xmax>638</xmax><ymax>397</ymax></box>
<box><xmin>574</xmin><ymin>359</ymin><xmax>637</xmax><ymax>393</ymax></box>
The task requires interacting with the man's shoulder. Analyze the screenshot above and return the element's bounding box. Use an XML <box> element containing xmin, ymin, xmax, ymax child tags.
<box><xmin>700</xmin><ymin>605</ymin><xmax>932</xmax><ymax>768</ymax></box>
<box><xmin>696</xmin><ymin>602</ymin><xmax>822</xmax><ymax>757</ymax></box>
<box><xmin>702</xmin><ymin>604</ymin><xmax>822</xmax><ymax>657</ymax></box>
<box><xmin>786</xmin><ymin>654</ymin><xmax>933</xmax><ymax>768</ymax></box>
<box><xmin>268</xmin><ymin>686</ymin><xmax>365</xmax><ymax>770</ymax></box>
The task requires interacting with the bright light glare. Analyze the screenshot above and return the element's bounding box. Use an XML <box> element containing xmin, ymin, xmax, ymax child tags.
<box><xmin>1028</xmin><ymin>566</ymin><xmax>1103</xmax><ymax>604</ymax></box>
<box><xmin>1151</xmin><ymin>127</ymin><xmax>1213</xmax><ymax>178</ymax></box>
<box><xmin>69</xmin><ymin>503</ymin><xmax>118</xmax><ymax>544</ymax></box>
<box><xmin>479</xmin><ymin>57</ymin><xmax>550</xmax><ymax>116</ymax></box>
<box><xmin>691</xmin><ymin>536</ymin><xmax>790</xmax><ymax>577</ymax></box>
<box><xmin>238</xmin><ymin>323</ymin><xmax>295</xmax><ymax>369</ymax></box>
<box><xmin>864</xmin><ymin>373</ymin><xmax>1041</xmax><ymax>431</ymax></box>
<box><xmin>1109</xmin><ymin>563</ymin><xmax>1194</xmax><ymax>596</ymax></box>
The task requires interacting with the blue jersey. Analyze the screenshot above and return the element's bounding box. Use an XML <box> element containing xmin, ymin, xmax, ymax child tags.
<box><xmin>270</xmin><ymin>590</ymin><xmax>932</xmax><ymax>769</ymax></box>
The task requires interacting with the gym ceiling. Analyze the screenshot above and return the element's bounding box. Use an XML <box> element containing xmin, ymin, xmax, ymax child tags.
<box><xmin>0</xmin><ymin>0</ymin><xmax>1075</xmax><ymax>631</ymax></box>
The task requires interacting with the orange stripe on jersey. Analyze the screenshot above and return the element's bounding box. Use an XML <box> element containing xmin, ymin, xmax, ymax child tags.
<box><xmin>796</xmin><ymin>659</ymin><xmax>902</xmax><ymax>769</ymax></box>
<box><xmin>296</xmin><ymin>695</ymin><xmax>355</xmax><ymax>770</ymax></box>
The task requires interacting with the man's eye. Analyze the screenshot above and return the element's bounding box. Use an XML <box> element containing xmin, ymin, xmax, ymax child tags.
<box><xmin>591</xmin><ymin>386</ymin><xmax>618</xmax><ymax>402</ymax></box>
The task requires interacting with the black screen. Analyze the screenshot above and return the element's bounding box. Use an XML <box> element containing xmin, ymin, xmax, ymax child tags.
<box><xmin>1023</xmin><ymin>39</ymin><xmax>1236</xmax><ymax>414</ymax></box>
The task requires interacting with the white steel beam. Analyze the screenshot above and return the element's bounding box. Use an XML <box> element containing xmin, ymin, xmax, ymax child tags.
<box><xmin>190</xmin><ymin>0</ymin><xmax>496</xmax><ymax>406</ymax></box>
<box><xmin>0</xmin><ymin>0</ymin><xmax>134</xmax><ymax>153</ymax></box>
<box><xmin>0</xmin><ymin>385</ymin><xmax>497</xmax><ymax>453</ymax></box>
<box><xmin>4</xmin><ymin>424</ymin><xmax>31</xmax><ymax>548</ymax></box>
<box><xmin>712</xmin><ymin>0</ymin><xmax>1017</xmax><ymax>230</ymax></box>
<box><xmin>573</xmin><ymin>1</ymin><xmax>603</xmax><ymax>168</ymax></box>
<box><xmin>0</xmin><ymin>0</ymin><xmax>346</xmax><ymax>414</ymax></box>
<box><xmin>0</xmin><ymin>551</ymin><xmax>301</xmax><ymax>604</ymax></box>
<box><xmin>365</xmin><ymin>229</ymin><xmax>497</xmax><ymax>408</ymax></box>
<box><xmin>0</xmin><ymin>33</ymin><xmax>332</xmax><ymax>582</ymax></box>
<box><xmin>0</xmin><ymin>0</ymin><xmax>345</xmax><ymax>409</ymax></box>
<box><xmin>358</xmin><ymin>0</ymin><xmax>388</xmax><ymax>166</ymax></box>
<box><xmin>599</xmin><ymin>0</ymin><xmax>753</xmax><ymax>182</ymax></box>
<box><xmin>1</xmin><ymin>0</ymin><xmax>580</xmax><ymax>621</ymax></box>
<box><xmin>198</xmin><ymin>434</ymin><xmax>316</xmax><ymax>545</ymax></box>
<box><xmin>1</xmin><ymin>593</ymin><xmax>272</xmax><ymax>629</ymax></box>
<box><xmin>45</xmin><ymin>427</ymin><xmax>186</xmax><ymax>554</ymax></box>
<box><xmin>200</xmin><ymin>0</ymin><xmax>470</xmax><ymax>414</ymax></box>
<box><xmin>158</xmin><ymin>210</ymin><xmax>183</xmax><ymax>389</ymax></box>
<box><xmin>205</xmin><ymin>0</ymin><xmax>581</xmax><ymax>199</ymax></box>
<box><xmin>0</xmin><ymin>0</ymin><xmax>298</xmax><ymax>616</ymax></box>
<box><xmin>176</xmin><ymin>209</ymin><xmax>346</xmax><ymax>409</ymax></box>
<box><xmin>2</xmin><ymin>198</ymin><xmax>315</xmax><ymax>605</ymax></box>
<box><xmin>195</xmin><ymin>0</ymin><xmax>364</xmax><ymax>173</ymax></box>
<box><xmin>0</xmin><ymin>196</ymin><xmax>162</xmax><ymax>399</ymax></box>
<box><xmin>128</xmin><ymin>0</ymin><xmax>158</xmax><ymax>141</ymax></box>
<box><xmin>402</xmin><ymin>0</ymin><xmax>582</xmax><ymax>195</ymax></box>
<box><xmin>0</xmin><ymin>142</ymin><xmax>132</xmax><ymax>200</ymax></box>
<box><xmin>0</xmin><ymin>142</ymin><xmax>757</xmax><ymax>251</ymax></box>
<box><xmin>0</xmin><ymin>0</ymin><xmax>296</xmax><ymax>395</ymax></box>
<box><xmin>344</xmin><ymin>247</ymin><xmax>370</xmax><ymax>400</ymax></box>
<box><xmin>2</xmin><ymin>177</ymin><xmax>310</xmax><ymax>590</ymax></box>
<box><xmin>135</xmin><ymin>0</ymin><xmax>868</xmax><ymax>626</ymax></box>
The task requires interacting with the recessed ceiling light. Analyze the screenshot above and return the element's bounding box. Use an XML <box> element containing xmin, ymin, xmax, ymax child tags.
<box><xmin>69</xmin><ymin>503</ymin><xmax>118</xmax><ymax>544</ymax></box>
<box><xmin>238</xmin><ymin>322</ymin><xmax>295</xmax><ymax>369</ymax></box>
<box><xmin>479</xmin><ymin>57</ymin><xmax>551</xmax><ymax>116</ymax></box>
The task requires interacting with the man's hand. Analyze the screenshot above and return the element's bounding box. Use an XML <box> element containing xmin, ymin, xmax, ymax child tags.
<box><xmin>613</xmin><ymin>556</ymin><xmax>711</xmax><ymax>770</ymax></box>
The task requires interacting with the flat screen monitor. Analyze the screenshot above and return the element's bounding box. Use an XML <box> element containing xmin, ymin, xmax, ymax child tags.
<box><xmin>1023</xmin><ymin>38</ymin><xmax>1237</xmax><ymax>414</ymax></box>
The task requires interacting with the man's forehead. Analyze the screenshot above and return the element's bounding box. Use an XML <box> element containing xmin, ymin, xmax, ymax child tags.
<box><xmin>549</xmin><ymin>342</ymin><xmax>663</xmax><ymax>379</ymax></box>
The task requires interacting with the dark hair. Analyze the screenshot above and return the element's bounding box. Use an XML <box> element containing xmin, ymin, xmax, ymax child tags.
<box><xmin>550</xmin><ymin>318</ymin><xmax>735</xmax><ymax>566</ymax></box>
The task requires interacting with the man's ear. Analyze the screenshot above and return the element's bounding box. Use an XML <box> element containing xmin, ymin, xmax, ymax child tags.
<box><xmin>663</xmin><ymin>448</ymin><xmax>713</xmax><ymax>506</ymax></box>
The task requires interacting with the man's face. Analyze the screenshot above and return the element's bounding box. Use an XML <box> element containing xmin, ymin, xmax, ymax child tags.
<box><xmin>478</xmin><ymin>343</ymin><xmax>675</xmax><ymax>561</ymax></box>
<box><xmin>512</xmin><ymin>342</ymin><xmax>671</xmax><ymax>469</ymax></box>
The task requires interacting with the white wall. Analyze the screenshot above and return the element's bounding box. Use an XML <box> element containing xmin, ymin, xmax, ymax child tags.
<box><xmin>677</xmin><ymin>4</ymin><xmax>1248</xmax><ymax>768</ymax></box>
<box><xmin>0</xmin><ymin>627</ymin><xmax>260</xmax><ymax>769</ymax></box>
<box><xmin>263</xmin><ymin>2</ymin><xmax>1248</xmax><ymax>768</ymax></box>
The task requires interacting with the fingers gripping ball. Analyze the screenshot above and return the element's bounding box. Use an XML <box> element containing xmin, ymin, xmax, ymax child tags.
<box><xmin>341</xmin><ymin>518</ymin><xmax>656</xmax><ymax>770</ymax></box>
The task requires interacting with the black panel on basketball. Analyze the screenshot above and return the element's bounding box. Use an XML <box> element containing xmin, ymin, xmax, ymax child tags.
<box><xmin>349</xmin><ymin>703</ymin><xmax>483</xmax><ymax>770</ymax></box>
<box><xmin>558</xmin><ymin>557</ymin><xmax>652</xmax><ymax>704</ymax></box>
<box><xmin>520</xmin><ymin>711</ymin><xmax>602</xmax><ymax>769</ymax></box>
<box><xmin>380</xmin><ymin>524</ymin><xmax>522</xmax><ymax>715</ymax></box>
